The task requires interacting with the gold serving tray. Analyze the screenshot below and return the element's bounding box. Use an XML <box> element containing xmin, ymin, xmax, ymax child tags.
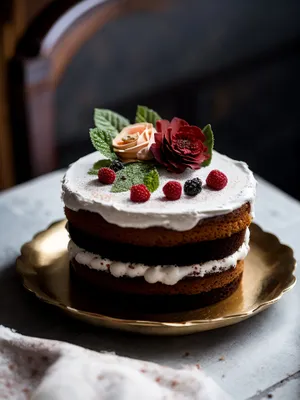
<box><xmin>16</xmin><ymin>220</ymin><xmax>296</xmax><ymax>336</ymax></box>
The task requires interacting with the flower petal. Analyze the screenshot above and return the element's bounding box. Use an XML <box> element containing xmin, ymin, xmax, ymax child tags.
<box><xmin>151</xmin><ymin>117</ymin><xmax>208</xmax><ymax>173</ymax></box>
<box><xmin>170</xmin><ymin>117</ymin><xmax>189</xmax><ymax>130</ymax></box>
<box><xmin>179</xmin><ymin>125</ymin><xmax>206</xmax><ymax>141</ymax></box>
<box><xmin>156</xmin><ymin>119</ymin><xmax>170</xmax><ymax>133</ymax></box>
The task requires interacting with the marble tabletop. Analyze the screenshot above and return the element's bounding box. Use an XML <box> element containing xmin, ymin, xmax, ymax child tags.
<box><xmin>0</xmin><ymin>171</ymin><xmax>299</xmax><ymax>399</ymax></box>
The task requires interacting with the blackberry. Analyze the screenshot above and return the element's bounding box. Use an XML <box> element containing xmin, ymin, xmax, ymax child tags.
<box><xmin>110</xmin><ymin>160</ymin><xmax>124</xmax><ymax>172</ymax></box>
<box><xmin>184</xmin><ymin>177</ymin><xmax>202</xmax><ymax>196</ymax></box>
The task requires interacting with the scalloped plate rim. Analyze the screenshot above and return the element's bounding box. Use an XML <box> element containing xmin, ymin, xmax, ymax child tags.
<box><xmin>16</xmin><ymin>220</ymin><xmax>297</xmax><ymax>334</ymax></box>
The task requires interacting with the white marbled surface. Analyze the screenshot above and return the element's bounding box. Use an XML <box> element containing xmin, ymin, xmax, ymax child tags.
<box><xmin>0</xmin><ymin>170</ymin><xmax>299</xmax><ymax>399</ymax></box>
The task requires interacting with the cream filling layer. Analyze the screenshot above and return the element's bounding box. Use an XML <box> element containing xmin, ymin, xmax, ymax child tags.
<box><xmin>68</xmin><ymin>229</ymin><xmax>250</xmax><ymax>286</ymax></box>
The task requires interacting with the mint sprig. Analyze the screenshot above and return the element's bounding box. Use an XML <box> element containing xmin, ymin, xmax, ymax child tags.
<box><xmin>94</xmin><ymin>109</ymin><xmax>130</xmax><ymax>138</ymax></box>
<box><xmin>88</xmin><ymin>159</ymin><xmax>112</xmax><ymax>175</ymax></box>
<box><xmin>90</xmin><ymin>128</ymin><xmax>117</xmax><ymax>160</ymax></box>
<box><xmin>202</xmin><ymin>124</ymin><xmax>214</xmax><ymax>167</ymax></box>
<box><xmin>144</xmin><ymin>168</ymin><xmax>159</xmax><ymax>192</ymax></box>
<box><xmin>135</xmin><ymin>105</ymin><xmax>162</xmax><ymax>125</ymax></box>
<box><xmin>111</xmin><ymin>163</ymin><xmax>159</xmax><ymax>193</ymax></box>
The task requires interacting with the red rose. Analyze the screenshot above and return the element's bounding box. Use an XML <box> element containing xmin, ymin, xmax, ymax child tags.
<box><xmin>150</xmin><ymin>118</ymin><xmax>209</xmax><ymax>173</ymax></box>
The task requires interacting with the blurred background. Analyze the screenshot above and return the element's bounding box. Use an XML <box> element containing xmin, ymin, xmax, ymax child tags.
<box><xmin>1</xmin><ymin>0</ymin><xmax>300</xmax><ymax>199</ymax></box>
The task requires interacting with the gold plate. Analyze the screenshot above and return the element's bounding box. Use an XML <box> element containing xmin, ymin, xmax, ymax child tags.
<box><xmin>16</xmin><ymin>220</ymin><xmax>296</xmax><ymax>336</ymax></box>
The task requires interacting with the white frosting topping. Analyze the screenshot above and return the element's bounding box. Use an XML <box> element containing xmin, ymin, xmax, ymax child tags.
<box><xmin>68</xmin><ymin>228</ymin><xmax>250</xmax><ymax>285</ymax></box>
<box><xmin>62</xmin><ymin>151</ymin><xmax>256</xmax><ymax>231</ymax></box>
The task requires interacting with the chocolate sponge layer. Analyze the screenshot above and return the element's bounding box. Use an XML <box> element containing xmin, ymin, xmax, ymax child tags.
<box><xmin>70</xmin><ymin>259</ymin><xmax>244</xmax><ymax>296</ymax></box>
<box><xmin>70</xmin><ymin>260</ymin><xmax>244</xmax><ymax>312</ymax></box>
<box><xmin>68</xmin><ymin>223</ymin><xmax>246</xmax><ymax>266</ymax></box>
<box><xmin>65</xmin><ymin>203</ymin><xmax>251</xmax><ymax>246</ymax></box>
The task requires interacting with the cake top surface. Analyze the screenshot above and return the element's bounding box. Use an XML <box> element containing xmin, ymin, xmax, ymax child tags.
<box><xmin>62</xmin><ymin>150</ymin><xmax>256</xmax><ymax>231</ymax></box>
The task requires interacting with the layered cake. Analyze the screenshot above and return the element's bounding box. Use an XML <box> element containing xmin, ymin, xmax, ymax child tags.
<box><xmin>62</xmin><ymin>106</ymin><xmax>256</xmax><ymax>311</ymax></box>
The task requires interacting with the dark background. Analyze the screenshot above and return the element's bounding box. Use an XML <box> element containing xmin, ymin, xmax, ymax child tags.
<box><xmin>55</xmin><ymin>0</ymin><xmax>300</xmax><ymax>199</ymax></box>
<box><xmin>2</xmin><ymin>0</ymin><xmax>300</xmax><ymax>198</ymax></box>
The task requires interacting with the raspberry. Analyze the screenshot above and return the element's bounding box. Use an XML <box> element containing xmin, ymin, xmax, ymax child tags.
<box><xmin>206</xmin><ymin>170</ymin><xmax>228</xmax><ymax>190</ymax></box>
<box><xmin>98</xmin><ymin>167</ymin><xmax>116</xmax><ymax>184</ymax></box>
<box><xmin>130</xmin><ymin>184</ymin><xmax>151</xmax><ymax>203</ymax></box>
<box><xmin>110</xmin><ymin>160</ymin><xmax>124</xmax><ymax>172</ymax></box>
<box><xmin>163</xmin><ymin>181</ymin><xmax>182</xmax><ymax>200</ymax></box>
<box><xmin>184</xmin><ymin>177</ymin><xmax>202</xmax><ymax>196</ymax></box>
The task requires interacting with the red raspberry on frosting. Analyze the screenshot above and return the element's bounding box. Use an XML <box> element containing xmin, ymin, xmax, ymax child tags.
<box><xmin>130</xmin><ymin>184</ymin><xmax>151</xmax><ymax>203</ymax></box>
<box><xmin>206</xmin><ymin>170</ymin><xmax>228</xmax><ymax>190</ymax></box>
<box><xmin>163</xmin><ymin>181</ymin><xmax>182</xmax><ymax>200</ymax></box>
<box><xmin>98</xmin><ymin>167</ymin><xmax>116</xmax><ymax>184</ymax></box>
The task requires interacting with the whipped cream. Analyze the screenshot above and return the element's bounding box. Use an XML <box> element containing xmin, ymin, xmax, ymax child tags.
<box><xmin>62</xmin><ymin>151</ymin><xmax>256</xmax><ymax>231</ymax></box>
<box><xmin>68</xmin><ymin>228</ymin><xmax>250</xmax><ymax>285</ymax></box>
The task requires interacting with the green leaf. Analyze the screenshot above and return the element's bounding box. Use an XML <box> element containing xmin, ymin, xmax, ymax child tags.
<box><xmin>93</xmin><ymin>159</ymin><xmax>112</xmax><ymax>169</ymax></box>
<box><xmin>135</xmin><ymin>105</ymin><xmax>162</xmax><ymax>125</ymax></box>
<box><xmin>111</xmin><ymin>163</ymin><xmax>155</xmax><ymax>193</ymax></box>
<box><xmin>202</xmin><ymin>124</ymin><xmax>214</xmax><ymax>167</ymax></box>
<box><xmin>88</xmin><ymin>159</ymin><xmax>112</xmax><ymax>175</ymax></box>
<box><xmin>94</xmin><ymin>109</ymin><xmax>130</xmax><ymax>137</ymax></box>
<box><xmin>94</xmin><ymin>114</ymin><xmax>118</xmax><ymax>138</ymax></box>
<box><xmin>144</xmin><ymin>168</ymin><xmax>159</xmax><ymax>192</ymax></box>
<box><xmin>90</xmin><ymin>128</ymin><xmax>117</xmax><ymax>160</ymax></box>
<box><xmin>88</xmin><ymin>168</ymin><xmax>99</xmax><ymax>175</ymax></box>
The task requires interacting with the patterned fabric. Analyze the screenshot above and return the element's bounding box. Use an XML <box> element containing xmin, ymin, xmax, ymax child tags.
<box><xmin>0</xmin><ymin>326</ymin><xmax>231</xmax><ymax>399</ymax></box>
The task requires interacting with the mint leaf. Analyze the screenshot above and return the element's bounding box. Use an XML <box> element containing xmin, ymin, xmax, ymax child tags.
<box><xmin>135</xmin><ymin>105</ymin><xmax>162</xmax><ymax>125</ymax></box>
<box><xmin>94</xmin><ymin>114</ymin><xmax>118</xmax><ymax>138</ymax></box>
<box><xmin>93</xmin><ymin>159</ymin><xmax>112</xmax><ymax>169</ymax></box>
<box><xmin>94</xmin><ymin>109</ymin><xmax>130</xmax><ymax>137</ymax></box>
<box><xmin>202</xmin><ymin>124</ymin><xmax>214</xmax><ymax>167</ymax></box>
<box><xmin>144</xmin><ymin>168</ymin><xmax>159</xmax><ymax>192</ymax></box>
<box><xmin>90</xmin><ymin>128</ymin><xmax>117</xmax><ymax>160</ymax></box>
<box><xmin>88</xmin><ymin>168</ymin><xmax>99</xmax><ymax>175</ymax></box>
<box><xmin>88</xmin><ymin>159</ymin><xmax>111</xmax><ymax>175</ymax></box>
<box><xmin>111</xmin><ymin>163</ymin><xmax>154</xmax><ymax>193</ymax></box>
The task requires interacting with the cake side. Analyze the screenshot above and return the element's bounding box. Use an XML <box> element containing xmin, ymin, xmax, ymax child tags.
<box><xmin>68</xmin><ymin>231</ymin><xmax>249</xmax><ymax>286</ymax></box>
<box><xmin>71</xmin><ymin>259</ymin><xmax>244</xmax><ymax>296</ymax></box>
<box><xmin>65</xmin><ymin>202</ymin><xmax>251</xmax><ymax>246</ymax></box>
<box><xmin>62</xmin><ymin>106</ymin><xmax>256</xmax><ymax>310</ymax></box>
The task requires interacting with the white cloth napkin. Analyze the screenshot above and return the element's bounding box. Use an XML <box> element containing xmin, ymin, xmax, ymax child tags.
<box><xmin>0</xmin><ymin>326</ymin><xmax>231</xmax><ymax>400</ymax></box>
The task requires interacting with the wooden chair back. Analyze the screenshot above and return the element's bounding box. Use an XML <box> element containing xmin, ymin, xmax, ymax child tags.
<box><xmin>8</xmin><ymin>0</ymin><xmax>163</xmax><ymax>183</ymax></box>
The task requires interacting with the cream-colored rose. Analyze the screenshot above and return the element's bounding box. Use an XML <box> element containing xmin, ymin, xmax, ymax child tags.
<box><xmin>112</xmin><ymin>123</ymin><xmax>156</xmax><ymax>162</ymax></box>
